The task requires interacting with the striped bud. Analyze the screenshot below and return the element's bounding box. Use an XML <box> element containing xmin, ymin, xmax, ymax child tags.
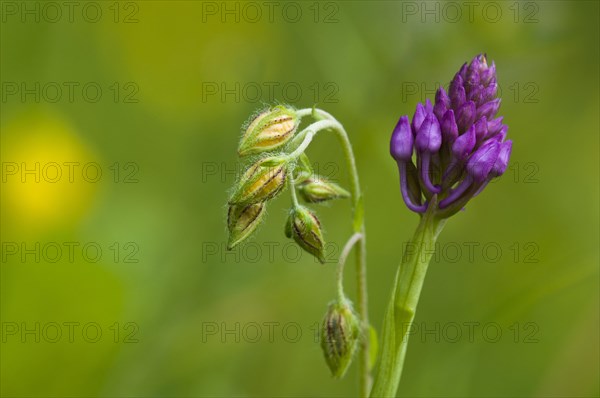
<box><xmin>229</xmin><ymin>157</ymin><xmax>287</xmax><ymax>205</ymax></box>
<box><xmin>238</xmin><ymin>106</ymin><xmax>299</xmax><ymax>156</ymax></box>
<box><xmin>285</xmin><ymin>206</ymin><xmax>325</xmax><ymax>263</ymax></box>
<box><xmin>227</xmin><ymin>202</ymin><xmax>266</xmax><ymax>249</ymax></box>
<box><xmin>320</xmin><ymin>299</ymin><xmax>360</xmax><ymax>378</ymax></box>
<box><xmin>298</xmin><ymin>176</ymin><xmax>350</xmax><ymax>203</ymax></box>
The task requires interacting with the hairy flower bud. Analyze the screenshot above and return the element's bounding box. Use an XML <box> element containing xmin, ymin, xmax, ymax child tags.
<box><xmin>285</xmin><ymin>206</ymin><xmax>325</xmax><ymax>263</ymax></box>
<box><xmin>227</xmin><ymin>202</ymin><xmax>266</xmax><ymax>249</ymax></box>
<box><xmin>298</xmin><ymin>176</ymin><xmax>350</xmax><ymax>203</ymax></box>
<box><xmin>238</xmin><ymin>106</ymin><xmax>299</xmax><ymax>156</ymax></box>
<box><xmin>230</xmin><ymin>156</ymin><xmax>287</xmax><ymax>205</ymax></box>
<box><xmin>320</xmin><ymin>299</ymin><xmax>360</xmax><ymax>378</ymax></box>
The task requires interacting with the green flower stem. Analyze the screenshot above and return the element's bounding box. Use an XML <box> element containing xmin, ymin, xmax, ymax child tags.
<box><xmin>297</xmin><ymin>108</ymin><xmax>370</xmax><ymax>397</ymax></box>
<box><xmin>287</xmin><ymin>172</ymin><xmax>300</xmax><ymax>208</ymax></box>
<box><xmin>370</xmin><ymin>198</ymin><xmax>446</xmax><ymax>397</ymax></box>
<box><xmin>336</xmin><ymin>232</ymin><xmax>364</xmax><ymax>303</ymax></box>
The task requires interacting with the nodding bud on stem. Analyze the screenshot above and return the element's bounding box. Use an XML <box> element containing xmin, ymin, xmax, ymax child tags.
<box><xmin>298</xmin><ymin>176</ymin><xmax>350</xmax><ymax>203</ymax></box>
<box><xmin>285</xmin><ymin>205</ymin><xmax>326</xmax><ymax>263</ymax></box>
<box><xmin>227</xmin><ymin>202</ymin><xmax>266</xmax><ymax>249</ymax></box>
<box><xmin>320</xmin><ymin>299</ymin><xmax>360</xmax><ymax>378</ymax></box>
<box><xmin>229</xmin><ymin>157</ymin><xmax>287</xmax><ymax>205</ymax></box>
<box><xmin>238</xmin><ymin>106</ymin><xmax>299</xmax><ymax>156</ymax></box>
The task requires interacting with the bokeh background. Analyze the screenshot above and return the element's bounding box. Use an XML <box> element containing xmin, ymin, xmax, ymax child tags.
<box><xmin>1</xmin><ymin>1</ymin><xmax>598</xmax><ymax>397</ymax></box>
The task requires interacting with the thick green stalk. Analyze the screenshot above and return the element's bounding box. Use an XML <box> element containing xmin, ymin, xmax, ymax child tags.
<box><xmin>370</xmin><ymin>198</ymin><xmax>446</xmax><ymax>397</ymax></box>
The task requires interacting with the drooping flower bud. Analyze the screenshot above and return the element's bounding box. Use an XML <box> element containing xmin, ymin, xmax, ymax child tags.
<box><xmin>298</xmin><ymin>176</ymin><xmax>350</xmax><ymax>203</ymax></box>
<box><xmin>229</xmin><ymin>156</ymin><xmax>287</xmax><ymax>205</ymax></box>
<box><xmin>285</xmin><ymin>206</ymin><xmax>326</xmax><ymax>263</ymax></box>
<box><xmin>320</xmin><ymin>299</ymin><xmax>360</xmax><ymax>378</ymax></box>
<box><xmin>238</xmin><ymin>106</ymin><xmax>299</xmax><ymax>156</ymax></box>
<box><xmin>227</xmin><ymin>202</ymin><xmax>266</xmax><ymax>249</ymax></box>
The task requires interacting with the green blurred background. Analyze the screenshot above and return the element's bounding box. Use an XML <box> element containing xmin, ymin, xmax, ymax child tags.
<box><xmin>1</xmin><ymin>1</ymin><xmax>598</xmax><ymax>396</ymax></box>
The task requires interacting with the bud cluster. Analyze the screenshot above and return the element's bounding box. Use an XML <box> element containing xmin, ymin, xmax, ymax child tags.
<box><xmin>226</xmin><ymin>105</ymin><xmax>351</xmax><ymax>263</ymax></box>
<box><xmin>390</xmin><ymin>54</ymin><xmax>512</xmax><ymax>218</ymax></box>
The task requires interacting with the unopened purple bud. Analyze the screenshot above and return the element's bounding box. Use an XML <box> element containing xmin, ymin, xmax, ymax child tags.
<box><xmin>491</xmin><ymin>140</ymin><xmax>512</xmax><ymax>177</ymax></box>
<box><xmin>456</xmin><ymin>101</ymin><xmax>476</xmax><ymax>132</ymax></box>
<box><xmin>434</xmin><ymin>87</ymin><xmax>450</xmax><ymax>120</ymax></box>
<box><xmin>424</xmin><ymin>98</ymin><xmax>433</xmax><ymax>113</ymax></box>
<box><xmin>486</xmin><ymin>117</ymin><xmax>504</xmax><ymax>136</ymax></box>
<box><xmin>474</xmin><ymin>116</ymin><xmax>488</xmax><ymax>141</ymax></box>
<box><xmin>493</xmin><ymin>125</ymin><xmax>508</xmax><ymax>142</ymax></box>
<box><xmin>441</xmin><ymin>109</ymin><xmax>458</xmax><ymax>142</ymax></box>
<box><xmin>412</xmin><ymin>103</ymin><xmax>427</xmax><ymax>133</ymax></box>
<box><xmin>416</xmin><ymin>113</ymin><xmax>442</xmax><ymax>153</ymax></box>
<box><xmin>390</xmin><ymin>115</ymin><xmax>414</xmax><ymax>161</ymax></box>
<box><xmin>449</xmin><ymin>75</ymin><xmax>466</xmax><ymax>109</ymax></box>
<box><xmin>452</xmin><ymin>125</ymin><xmax>476</xmax><ymax>160</ymax></box>
<box><xmin>467</xmin><ymin>140</ymin><xmax>501</xmax><ymax>182</ymax></box>
<box><xmin>480</xmin><ymin>62</ymin><xmax>496</xmax><ymax>86</ymax></box>
<box><xmin>466</xmin><ymin>70</ymin><xmax>480</xmax><ymax>92</ymax></box>
<box><xmin>468</xmin><ymin>85</ymin><xmax>484</xmax><ymax>104</ymax></box>
<box><xmin>458</xmin><ymin>63</ymin><xmax>468</xmax><ymax>80</ymax></box>
<box><xmin>477</xmin><ymin>99</ymin><xmax>501</xmax><ymax>120</ymax></box>
<box><xmin>482</xmin><ymin>83</ymin><xmax>498</xmax><ymax>102</ymax></box>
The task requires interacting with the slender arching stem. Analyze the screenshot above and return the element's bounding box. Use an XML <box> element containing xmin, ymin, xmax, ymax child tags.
<box><xmin>337</xmin><ymin>232</ymin><xmax>364</xmax><ymax>303</ymax></box>
<box><xmin>296</xmin><ymin>108</ymin><xmax>371</xmax><ymax>397</ymax></box>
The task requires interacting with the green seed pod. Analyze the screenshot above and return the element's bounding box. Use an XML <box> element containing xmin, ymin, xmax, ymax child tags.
<box><xmin>321</xmin><ymin>299</ymin><xmax>360</xmax><ymax>378</ymax></box>
<box><xmin>285</xmin><ymin>205</ymin><xmax>326</xmax><ymax>263</ymax></box>
<box><xmin>238</xmin><ymin>106</ymin><xmax>299</xmax><ymax>157</ymax></box>
<box><xmin>227</xmin><ymin>202</ymin><xmax>266</xmax><ymax>250</ymax></box>
<box><xmin>230</xmin><ymin>157</ymin><xmax>287</xmax><ymax>205</ymax></box>
<box><xmin>298</xmin><ymin>176</ymin><xmax>350</xmax><ymax>203</ymax></box>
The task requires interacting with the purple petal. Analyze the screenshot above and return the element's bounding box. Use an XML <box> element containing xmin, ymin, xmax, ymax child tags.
<box><xmin>434</xmin><ymin>87</ymin><xmax>450</xmax><ymax>120</ymax></box>
<box><xmin>415</xmin><ymin>113</ymin><xmax>442</xmax><ymax>153</ymax></box>
<box><xmin>456</xmin><ymin>101</ymin><xmax>476</xmax><ymax>132</ymax></box>
<box><xmin>390</xmin><ymin>115</ymin><xmax>414</xmax><ymax>161</ymax></box>
<box><xmin>449</xmin><ymin>75</ymin><xmax>466</xmax><ymax>110</ymax></box>
<box><xmin>491</xmin><ymin>140</ymin><xmax>512</xmax><ymax>176</ymax></box>
<box><xmin>412</xmin><ymin>103</ymin><xmax>427</xmax><ymax>133</ymax></box>
<box><xmin>477</xmin><ymin>99</ymin><xmax>501</xmax><ymax>120</ymax></box>
<box><xmin>474</xmin><ymin>116</ymin><xmax>488</xmax><ymax>142</ymax></box>
<box><xmin>441</xmin><ymin>109</ymin><xmax>459</xmax><ymax>143</ymax></box>
<box><xmin>486</xmin><ymin>117</ymin><xmax>504</xmax><ymax>136</ymax></box>
<box><xmin>452</xmin><ymin>125</ymin><xmax>476</xmax><ymax>161</ymax></box>
<box><xmin>467</xmin><ymin>140</ymin><xmax>501</xmax><ymax>182</ymax></box>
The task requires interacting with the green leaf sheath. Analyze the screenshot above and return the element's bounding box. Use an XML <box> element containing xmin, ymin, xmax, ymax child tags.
<box><xmin>370</xmin><ymin>198</ymin><xmax>446</xmax><ymax>397</ymax></box>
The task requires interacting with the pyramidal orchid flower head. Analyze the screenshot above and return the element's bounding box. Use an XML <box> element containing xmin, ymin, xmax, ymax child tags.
<box><xmin>389</xmin><ymin>54</ymin><xmax>512</xmax><ymax>218</ymax></box>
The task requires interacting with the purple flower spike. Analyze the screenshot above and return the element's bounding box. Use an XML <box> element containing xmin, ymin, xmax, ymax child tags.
<box><xmin>456</xmin><ymin>101</ymin><xmax>476</xmax><ymax>132</ymax></box>
<box><xmin>390</xmin><ymin>54</ymin><xmax>512</xmax><ymax>217</ymax></box>
<box><xmin>467</xmin><ymin>140</ymin><xmax>501</xmax><ymax>182</ymax></box>
<box><xmin>441</xmin><ymin>109</ymin><xmax>459</xmax><ymax>142</ymax></box>
<box><xmin>390</xmin><ymin>116</ymin><xmax>414</xmax><ymax>161</ymax></box>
